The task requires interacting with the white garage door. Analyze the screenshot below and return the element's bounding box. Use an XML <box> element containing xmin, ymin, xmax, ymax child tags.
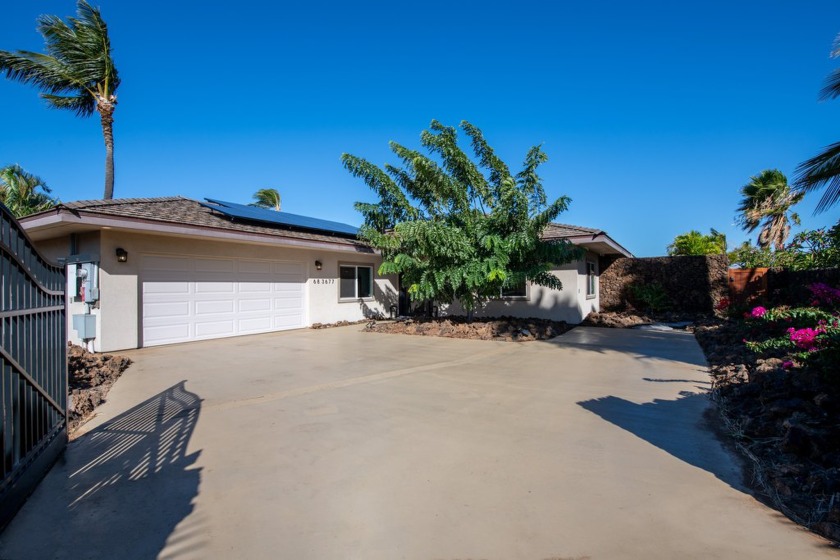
<box><xmin>141</xmin><ymin>255</ymin><xmax>305</xmax><ymax>347</ymax></box>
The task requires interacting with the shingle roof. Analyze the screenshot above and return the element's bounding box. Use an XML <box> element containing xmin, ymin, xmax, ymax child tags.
<box><xmin>53</xmin><ymin>196</ymin><xmax>370</xmax><ymax>248</ymax></box>
<box><xmin>541</xmin><ymin>223</ymin><xmax>603</xmax><ymax>239</ymax></box>
<box><xmin>34</xmin><ymin>197</ymin><xmax>616</xmax><ymax>251</ymax></box>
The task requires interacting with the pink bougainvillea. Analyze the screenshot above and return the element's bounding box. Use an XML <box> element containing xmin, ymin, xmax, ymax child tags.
<box><xmin>782</xmin><ymin>360</ymin><xmax>794</xmax><ymax>369</ymax></box>
<box><xmin>808</xmin><ymin>283</ymin><xmax>840</xmax><ymax>307</ymax></box>
<box><xmin>787</xmin><ymin>327</ymin><xmax>822</xmax><ymax>351</ymax></box>
<box><xmin>750</xmin><ymin>306</ymin><xmax>767</xmax><ymax>318</ymax></box>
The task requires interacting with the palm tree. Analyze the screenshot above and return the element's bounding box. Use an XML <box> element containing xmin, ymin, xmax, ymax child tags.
<box><xmin>0</xmin><ymin>164</ymin><xmax>58</xmax><ymax>218</ymax></box>
<box><xmin>0</xmin><ymin>1</ymin><xmax>120</xmax><ymax>199</ymax></box>
<box><xmin>250</xmin><ymin>188</ymin><xmax>282</xmax><ymax>211</ymax></box>
<box><xmin>737</xmin><ymin>169</ymin><xmax>804</xmax><ymax>250</ymax></box>
<box><xmin>795</xmin><ymin>32</ymin><xmax>840</xmax><ymax>213</ymax></box>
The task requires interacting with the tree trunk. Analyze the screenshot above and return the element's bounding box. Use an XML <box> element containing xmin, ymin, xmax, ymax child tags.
<box><xmin>98</xmin><ymin>99</ymin><xmax>116</xmax><ymax>200</ymax></box>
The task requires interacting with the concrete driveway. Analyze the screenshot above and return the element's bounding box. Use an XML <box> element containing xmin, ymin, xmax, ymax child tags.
<box><xmin>1</xmin><ymin>326</ymin><xmax>837</xmax><ymax>559</ymax></box>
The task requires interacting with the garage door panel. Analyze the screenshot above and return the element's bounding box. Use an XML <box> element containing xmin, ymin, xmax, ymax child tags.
<box><xmin>239</xmin><ymin>299</ymin><xmax>271</xmax><ymax>312</ymax></box>
<box><xmin>195</xmin><ymin>320</ymin><xmax>236</xmax><ymax>337</ymax></box>
<box><xmin>144</xmin><ymin>301</ymin><xmax>190</xmax><ymax>319</ymax></box>
<box><xmin>195</xmin><ymin>281</ymin><xmax>235</xmax><ymax>294</ymax></box>
<box><xmin>239</xmin><ymin>317</ymin><xmax>272</xmax><ymax>333</ymax></box>
<box><xmin>144</xmin><ymin>323</ymin><xmax>191</xmax><ymax>345</ymax></box>
<box><xmin>195</xmin><ymin>300</ymin><xmax>235</xmax><ymax>315</ymax></box>
<box><xmin>239</xmin><ymin>282</ymin><xmax>272</xmax><ymax>293</ymax></box>
<box><xmin>142</xmin><ymin>255</ymin><xmax>305</xmax><ymax>347</ymax></box>
<box><xmin>144</xmin><ymin>280</ymin><xmax>191</xmax><ymax>295</ymax></box>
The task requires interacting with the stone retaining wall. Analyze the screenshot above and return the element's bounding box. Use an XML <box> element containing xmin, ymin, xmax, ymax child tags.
<box><xmin>599</xmin><ymin>254</ymin><xmax>729</xmax><ymax>313</ymax></box>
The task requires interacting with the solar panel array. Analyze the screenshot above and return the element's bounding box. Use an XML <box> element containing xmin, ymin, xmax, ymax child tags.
<box><xmin>201</xmin><ymin>198</ymin><xmax>360</xmax><ymax>236</ymax></box>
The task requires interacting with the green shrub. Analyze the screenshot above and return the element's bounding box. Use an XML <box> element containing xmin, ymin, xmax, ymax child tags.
<box><xmin>628</xmin><ymin>283</ymin><xmax>671</xmax><ymax>312</ymax></box>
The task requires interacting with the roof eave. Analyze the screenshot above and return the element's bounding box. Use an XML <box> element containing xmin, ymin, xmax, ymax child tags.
<box><xmin>19</xmin><ymin>207</ymin><xmax>374</xmax><ymax>254</ymax></box>
<box><xmin>560</xmin><ymin>233</ymin><xmax>634</xmax><ymax>258</ymax></box>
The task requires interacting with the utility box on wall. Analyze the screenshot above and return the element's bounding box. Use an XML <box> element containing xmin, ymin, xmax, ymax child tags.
<box><xmin>72</xmin><ymin>314</ymin><xmax>96</xmax><ymax>340</ymax></box>
<box><xmin>66</xmin><ymin>259</ymin><xmax>100</xmax><ymax>303</ymax></box>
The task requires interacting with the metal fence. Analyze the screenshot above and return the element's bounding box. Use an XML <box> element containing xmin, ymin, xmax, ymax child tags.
<box><xmin>0</xmin><ymin>203</ymin><xmax>66</xmax><ymax>528</ymax></box>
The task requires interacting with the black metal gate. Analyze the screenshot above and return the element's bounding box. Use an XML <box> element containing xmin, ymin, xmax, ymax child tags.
<box><xmin>0</xmin><ymin>203</ymin><xmax>66</xmax><ymax>528</ymax></box>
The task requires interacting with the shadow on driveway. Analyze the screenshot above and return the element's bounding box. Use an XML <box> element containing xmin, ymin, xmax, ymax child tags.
<box><xmin>578</xmin><ymin>391</ymin><xmax>745</xmax><ymax>491</ymax></box>
<box><xmin>0</xmin><ymin>381</ymin><xmax>204</xmax><ymax>560</ymax></box>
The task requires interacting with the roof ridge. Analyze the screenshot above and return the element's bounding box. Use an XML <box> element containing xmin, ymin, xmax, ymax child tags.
<box><xmin>63</xmin><ymin>196</ymin><xmax>190</xmax><ymax>209</ymax></box>
<box><xmin>548</xmin><ymin>222</ymin><xmax>602</xmax><ymax>233</ymax></box>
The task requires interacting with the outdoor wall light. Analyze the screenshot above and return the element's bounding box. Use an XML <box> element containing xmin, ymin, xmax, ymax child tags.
<box><xmin>315</xmin><ymin>260</ymin><xmax>323</xmax><ymax>271</ymax></box>
<box><xmin>115</xmin><ymin>248</ymin><xmax>128</xmax><ymax>263</ymax></box>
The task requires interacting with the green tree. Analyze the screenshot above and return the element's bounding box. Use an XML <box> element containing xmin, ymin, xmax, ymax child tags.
<box><xmin>736</xmin><ymin>169</ymin><xmax>804</xmax><ymax>250</ymax></box>
<box><xmin>0</xmin><ymin>1</ymin><xmax>120</xmax><ymax>199</ymax></box>
<box><xmin>250</xmin><ymin>188</ymin><xmax>282</xmax><ymax>211</ymax></box>
<box><xmin>796</xmin><ymin>32</ymin><xmax>840</xmax><ymax>213</ymax></box>
<box><xmin>0</xmin><ymin>164</ymin><xmax>57</xmax><ymax>218</ymax></box>
<box><xmin>342</xmin><ymin>120</ymin><xmax>582</xmax><ymax>318</ymax></box>
<box><xmin>667</xmin><ymin>229</ymin><xmax>727</xmax><ymax>256</ymax></box>
<box><xmin>727</xmin><ymin>222</ymin><xmax>840</xmax><ymax>270</ymax></box>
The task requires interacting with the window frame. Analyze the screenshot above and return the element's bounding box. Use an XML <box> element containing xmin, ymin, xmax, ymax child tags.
<box><xmin>338</xmin><ymin>263</ymin><xmax>374</xmax><ymax>301</ymax></box>
<box><xmin>586</xmin><ymin>260</ymin><xmax>597</xmax><ymax>299</ymax></box>
<box><xmin>495</xmin><ymin>280</ymin><xmax>529</xmax><ymax>301</ymax></box>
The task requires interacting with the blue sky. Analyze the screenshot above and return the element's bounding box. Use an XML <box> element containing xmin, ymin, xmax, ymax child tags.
<box><xmin>1</xmin><ymin>0</ymin><xmax>840</xmax><ymax>256</ymax></box>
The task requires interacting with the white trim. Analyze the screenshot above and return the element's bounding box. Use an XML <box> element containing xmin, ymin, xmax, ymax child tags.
<box><xmin>564</xmin><ymin>233</ymin><xmax>633</xmax><ymax>258</ymax></box>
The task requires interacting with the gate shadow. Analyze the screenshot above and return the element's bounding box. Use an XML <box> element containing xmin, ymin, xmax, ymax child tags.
<box><xmin>0</xmin><ymin>381</ymin><xmax>204</xmax><ymax>559</ymax></box>
<box><xmin>578</xmin><ymin>391</ymin><xmax>745</xmax><ymax>491</ymax></box>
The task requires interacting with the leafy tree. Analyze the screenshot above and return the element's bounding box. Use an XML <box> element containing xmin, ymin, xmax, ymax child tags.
<box><xmin>736</xmin><ymin>169</ymin><xmax>804</xmax><ymax>250</ymax></box>
<box><xmin>728</xmin><ymin>222</ymin><xmax>840</xmax><ymax>270</ymax></box>
<box><xmin>250</xmin><ymin>188</ymin><xmax>282</xmax><ymax>211</ymax></box>
<box><xmin>342</xmin><ymin>120</ymin><xmax>582</xmax><ymax>318</ymax></box>
<box><xmin>0</xmin><ymin>1</ymin><xmax>120</xmax><ymax>199</ymax></box>
<box><xmin>785</xmin><ymin>225</ymin><xmax>840</xmax><ymax>269</ymax></box>
<box><xmin>795</xmin><ymin>32</ymin><xmax>840</xmax><ymax>213</ymax></box>
<box><xmin>728</xmin><ymin>241</ymin><xmax>791</xmax><ymax>269</ymax></box>
<box><xmin>667</xmin><ymin>229</ymin><xmax>727</xmax><ymax>256</ymax></box>
<box><xmin>0</xmin><ymin>164</ymin><xmax>57</xmax><ymax>218</ymax></box>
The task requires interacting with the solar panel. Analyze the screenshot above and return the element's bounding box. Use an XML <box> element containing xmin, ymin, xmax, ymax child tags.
<box><xmin>201</xmin><ymin>198</ymin><xmax>360</xmax><ymax>236</ymax></box>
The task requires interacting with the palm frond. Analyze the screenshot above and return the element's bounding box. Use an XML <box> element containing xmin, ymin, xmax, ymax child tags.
<box><xmin>795</xmin><ymin>141</ymin><xmax>840</xmax><ymax>213</ymax></box>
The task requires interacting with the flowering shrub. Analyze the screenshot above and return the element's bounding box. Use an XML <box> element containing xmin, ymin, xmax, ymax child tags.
<box><xmin>750</xmin><ymin>306</ymin><xmax>767</xmax><ymax>318</ymax></box>
<box><xmin>787</xmin><ymin>327</ymin><xmax>822</xmax><ymax>351</ymax></box>
<box><xmin>809</xmin><ymin>282</ymin><xmax>840</xmax><ymax>308</ymax></box>
<box><xmin>743</xmin><ymin>282</ymin><xmax>840</xmax><ymax>379</ymax></box>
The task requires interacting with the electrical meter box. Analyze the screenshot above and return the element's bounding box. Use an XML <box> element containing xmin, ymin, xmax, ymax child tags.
<box><xmin>67</xmin><ymin>261</ymin><xmax>100</xmax><ymax>303</ymax></box>
<box><xmin>72</xmin><ymin>314</ymin><xmax>97</xmax><ymax>340</ymax></box>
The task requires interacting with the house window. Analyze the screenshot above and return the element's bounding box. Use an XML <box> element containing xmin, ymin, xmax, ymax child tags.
<box><xmin>586</xmin><ymin>261</ymin><xmax>596</xmax><ymax>298</ymax></box>
<box><xmin>339</xmin><ymin>265</ymin><xmax>373</xmax><ymax>299</ymax></box>
<box><xmin>499</xmin><ymin>281</ymin><xmax>527</xmax><ymax>298</ymax></box>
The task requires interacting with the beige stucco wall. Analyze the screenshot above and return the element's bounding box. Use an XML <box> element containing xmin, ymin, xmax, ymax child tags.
<box><xmin>34</xmin><ymin>230</ymin><xmax>396</xmax><ymax>351</ymax></box>
<box><xmin>36</xmin><ymin>232</ymin><xmax>105</xmax><ymax>351</ymax></box>
<box><xmin>443</xmin><ymin>251</ymin><xmax>602</xmax><ymax>324</ymax></box>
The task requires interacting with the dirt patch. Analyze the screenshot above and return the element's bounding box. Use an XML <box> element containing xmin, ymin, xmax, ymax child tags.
<box><xmin>310</xmin><ymin>319</ymin><xmax>370</xmax><ymax>329</ymax></box>
<box><xmin>68</xmin><ymin>344</ymin><xmax>132</xmax><ymax>434</ymax></box>
<box><xmin>364</xmin><ymin>316</ymin><xmax>572</xmax><ymax>341</ymax></box>
<box><xmin>582</xmin><ymin>310</ymin><xmax>714</xmax><ymax>330</ymax></box>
